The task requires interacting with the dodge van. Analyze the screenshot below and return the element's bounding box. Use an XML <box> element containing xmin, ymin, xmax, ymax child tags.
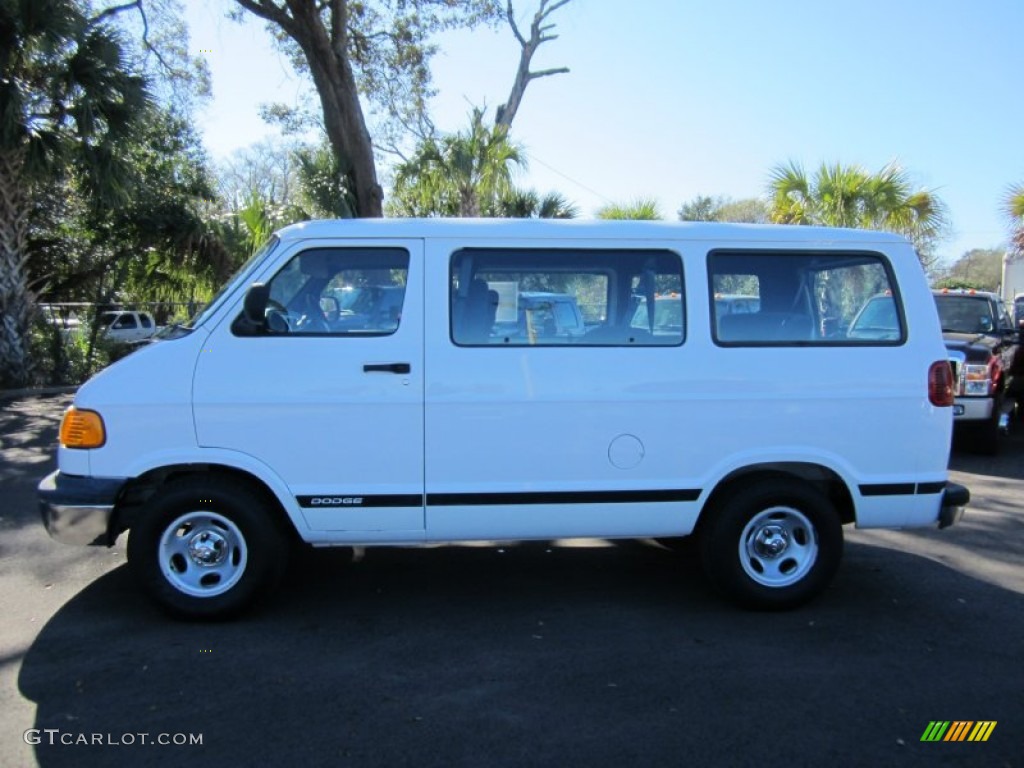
<box><xmin>38</xmin><ymin>219</ymin><xmax>968</xmax><ymax>618</ymax></box>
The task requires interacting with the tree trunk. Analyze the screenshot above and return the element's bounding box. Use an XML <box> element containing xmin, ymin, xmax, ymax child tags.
<box><xmin>301</xmin><ymin>35</ymin><xmax>383</xmax><ymax>218</ymax></box>
<box><xmin>244</xmin><ymin>0</ymin><xmax>383</xmax><ymax>218</ymax></box>
<box><xmin>0</xmin><ymin>147</ymin><xmax>36</xmax><ymax>388</ymax></box>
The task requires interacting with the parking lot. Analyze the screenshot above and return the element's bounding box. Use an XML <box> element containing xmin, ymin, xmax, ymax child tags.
<box><xmin>1</xmin><ymin>392</ymin><xmax>1021</xmax><ymax>767</ymax></box>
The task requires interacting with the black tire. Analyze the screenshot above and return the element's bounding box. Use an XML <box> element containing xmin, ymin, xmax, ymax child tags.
<box><xmin>698</xmin><ymin>479</ymin><xmax>843</xmax><ymax>610</ymax></box>
<box><xmin>127</xmin><ymin>476</ymin><xmax>288</xmax><ymax>619</ymax></box>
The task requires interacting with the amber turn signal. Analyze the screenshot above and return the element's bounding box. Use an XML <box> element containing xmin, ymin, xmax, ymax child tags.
<box><xmin>60</xmin><ymin>407</ymin><xmax>106</xmax><ymax>448</ymax></box>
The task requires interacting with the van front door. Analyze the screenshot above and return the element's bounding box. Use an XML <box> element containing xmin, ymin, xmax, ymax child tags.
<box><xmin>193</xmin><ymin>240</ymin><xmax>424</xmax><ymax>537</ymax></box>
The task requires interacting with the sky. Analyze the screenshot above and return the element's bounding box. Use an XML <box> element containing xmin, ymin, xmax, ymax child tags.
<box><xmin>181</xmin><ymin>0</ymin><xmax>1024</xmax><ymax>268</ymax></box>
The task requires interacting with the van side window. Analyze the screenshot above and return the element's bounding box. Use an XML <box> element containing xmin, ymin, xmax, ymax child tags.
<box><xmin>709</xmin><ymin>251</ymin><xmax>903</xmax><ymax>345</ymax></box>
<box><xmin>450</xmin><ymin>248</ymin><xmax>684</xmax><ymax>346</ymax></box>
<box><xmin>255</xmin><ymin>247</ymin><xmax>409</xmax><ymax>336</ymax></box>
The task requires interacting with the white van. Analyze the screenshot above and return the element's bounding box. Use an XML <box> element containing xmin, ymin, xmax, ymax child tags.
<box><xmin>38</xmin><ymin>219</ymin><xmax>968</xmax><ymax>618</ymax></box>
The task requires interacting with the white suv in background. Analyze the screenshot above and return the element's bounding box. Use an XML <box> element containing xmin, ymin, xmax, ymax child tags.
<box><xmin>100</xmin><ymin>310</ymin><xmax>160</xmax><ymax>343</ymax></box>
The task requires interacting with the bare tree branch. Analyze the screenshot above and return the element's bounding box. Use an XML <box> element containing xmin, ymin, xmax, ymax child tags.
<box><xmin>505</xmin><ymin>2</ymin><xmax>528</xmax><ymax>46</ymax></box>
<box><xmin>91</xmin><ymin>1</ymin><xmax>177</xmax><ymax>79</ymax></box>
<box><xmin>495</xmin><ymin>0</ymin><xmax>572</xmax><ymax>130</ymax></box>
<box><xmin>528</xmin><ymin>67</ymin><xmax>569</xmax><ymax>79</ymax></box>
<box><xmin>90</xmin><ymin>1</ymin><xmax>142</xmax><ymax>26</ymax></box>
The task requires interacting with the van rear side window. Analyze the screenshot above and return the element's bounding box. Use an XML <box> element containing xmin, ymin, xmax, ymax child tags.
<box><xmin>450</xmin><ymin>248</ymin><xmax>684</xmax><ymax>346</ymax></box>
<box><xmin>709</xmin><ymin>251</ymin><xmax>904</xmax><ymax>345</ymax></box>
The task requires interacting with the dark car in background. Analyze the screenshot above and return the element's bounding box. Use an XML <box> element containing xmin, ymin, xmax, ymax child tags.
<box><xmin>933</xmin><ymin>289</ymin><xmax>1024</xmax><ymax>453</ymax></box>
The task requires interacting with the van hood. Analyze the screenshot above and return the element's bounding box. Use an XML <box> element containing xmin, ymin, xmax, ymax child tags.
<box><xmin>75</xmin><ymin>326</ymin><xmax>210</xmax><ymax>406</ymax></box>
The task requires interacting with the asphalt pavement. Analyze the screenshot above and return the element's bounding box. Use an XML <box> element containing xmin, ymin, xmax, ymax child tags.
<box><xmin>1</xmin><ymin>392</ymin><xmax>1021</xmax><ymax>767</ymax></box>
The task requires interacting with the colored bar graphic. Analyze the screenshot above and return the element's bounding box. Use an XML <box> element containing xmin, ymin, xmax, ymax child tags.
<box><xmin>968</xmin><ymin>722</ymin><xmax>997</xmax><ymax>742</ymax></box>
<box><xmin>920</xmin><ymin>721</ymin><xmax>950</xmax><ymax>741</ymax></box>
<box><xmin>945</xmin><ymin>721</ymin><xmax>973</xmax><ymax>741</ymax></box>
<box><xmin>921</xmin><ymin>720</ymin><xmax>996</xmax><ymax>742</ymax></box>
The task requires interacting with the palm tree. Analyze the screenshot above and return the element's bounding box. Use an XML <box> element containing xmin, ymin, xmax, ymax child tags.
<box><xmin>486</xmin><ymin>188</ymin><xmax>578</xmax><ymax>219</ymax></box>
<box><xmin>595</xmin><ymin>198</ymin><xmax>663</xmax><ymax>220</ymax></box>
<box><xmin>1004</xmin><ymin>183</ymin><xmax>1024</xmax><ymax>257</ymax></box>
<box><xmin>767</xmin><ymin>161</ymin><xmax>949</xmax><ymax>267</ymax></box>
<box><xmin>0</xmin><ymin>0</ymin><xmax>150</xmax><ymax>386</ymax></box>
<box><xmin>391</xmin><ymin>109</ymin><xmax>526</xmax><ymax>218</ymax></box>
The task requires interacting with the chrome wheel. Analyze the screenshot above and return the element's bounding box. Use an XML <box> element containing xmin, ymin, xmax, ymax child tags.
<box><xmin>738</xmin><ymin>506</ymin><xmax>818</xmax><ymax>588</ymax></box>
<box><xmin>158</xmin><ymin>511</ymin><xmax>248</xmax><ymax>598</ymax></box>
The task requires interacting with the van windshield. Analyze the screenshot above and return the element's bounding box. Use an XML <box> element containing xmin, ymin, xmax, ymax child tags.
<box><xmin>185</xmin><ymin>237</ymin><xmax>281</xmax><ymax>330</ymax></box>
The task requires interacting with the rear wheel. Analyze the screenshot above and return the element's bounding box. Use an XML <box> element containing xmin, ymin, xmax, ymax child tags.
<box><xmin>128</xmin><ymin>476</ymin><xmax>288</xmax><ymax>619</ymax></box>
<box><xmin>699</xmin><ymin>479</ymin><xmax>843</xmax><ymax>610</ymax></box>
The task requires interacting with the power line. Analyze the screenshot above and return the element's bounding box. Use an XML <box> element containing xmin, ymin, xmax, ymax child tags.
<box><xmin>524</xmin><ymin>151</ymin><xmax>615</xmax><ymax>205</ymax></box>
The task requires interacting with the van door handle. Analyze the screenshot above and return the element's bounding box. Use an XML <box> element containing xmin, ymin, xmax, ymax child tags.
<box><xmin>363</xmin><ymin>362</ymin><xmax>411</xmax><ymax>374</ymax></box>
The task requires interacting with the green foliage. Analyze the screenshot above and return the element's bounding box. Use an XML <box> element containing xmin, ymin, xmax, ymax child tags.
<box><xmin>0</xmin><ymin>0</ymin><xmax>153</xmax><ymax>386</ymax></box>
<box><xmin>677</xmin><ymin>195</ymin><xmax>719</xmax><ymax>222</ymax></box>
<box><xmin>767</xmin><ymin>161</ymin><xmax>950</xmax><ymax>268</ymax></box>
<box><xmin>678</xmin><ymin>195</ymin><xmax>767</xmax><ymax>223</ymax></box>
<box><xmin>932</xmin><ymin>276</ymin><xmax>991</xmax><ymax>292</ymax></box>
<box><xmin>29</xmin><ymin>316</ymin><xmax>112</xmax><ymax>386</ymax></box>
<box><xmin>237</xmin><ymin>193</ymin><xmax>281</xmax><ymax>256</ymax></box>
<box><xmin>30</xmin><ymin>106</ymin><xmax>229</xmax><ymax>311</ymax></box>
<box><xmin>938</xmin><ymin>248</ymin><xmax>1003</xmax><ymax>292</ymax></box>
<box><xmin>596</xmin><ymin>198</ymin><xmax>663</xmax><ymax>220</ymax></box>
<box><xmin>1004</xmin><ymin>183</ymin><xmax>1024</xmax><ymax>258</ymax></box>
<box><xmin>389</xmin><ymin>108</ymin><xmax>525</xmax><ymax>217</ymax></box>
<box><xmin>294</xmin><ymin>145</ymin><xmax>355</xmax><ymax>218</ymax></box>
<box><xmin>0</xmin><ymin>0</ymin><xmax>153</xmax><ymax>184</ymax></box>
<box><xmin>485</xmin><ymin>188</ymin><xmax>578</xmax><ymax>219</ymax></box>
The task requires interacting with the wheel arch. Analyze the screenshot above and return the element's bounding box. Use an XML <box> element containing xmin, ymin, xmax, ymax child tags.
<box><xmin>110</xmin><ymin>462</ymin><xmax>302</xmax><ymax>545</ymax></box>
<box><xmin>696</xmin><ymin>462</ymin><xmax>855</xmax><ymax>533</ymax></box>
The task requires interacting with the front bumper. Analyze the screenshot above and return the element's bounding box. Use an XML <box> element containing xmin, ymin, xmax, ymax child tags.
<box><xmin>938</xmin><ymin>482</ymin><xmax>970</xmax><ymax>529</ymax></box>
<box><xmin>38</xmin><ymin>471</ymin><xmax>126</xmax><ymax>546</ymax></box>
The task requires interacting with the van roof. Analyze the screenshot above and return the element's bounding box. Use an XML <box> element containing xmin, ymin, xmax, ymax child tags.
<box><xmin>273</xmin><ymin>218</ymin><xmax>911</xmax><ymax>246</ymax></box>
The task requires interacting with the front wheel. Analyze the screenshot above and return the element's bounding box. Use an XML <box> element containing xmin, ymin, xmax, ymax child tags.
<box><xmin>699</xmin><ymin>479</ymin><xmax>843</xmax><ymax>610</ymax></box>
<box><xmin>128</xmin><ymin>476</ymin><xmax>288</xmax><ymax>619</ymax></box>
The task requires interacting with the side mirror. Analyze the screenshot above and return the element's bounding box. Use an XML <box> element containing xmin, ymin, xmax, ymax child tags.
<box><xmin>231</xmin><ymin>283</ymin><xmax>272</xmax><ymax>336</ymax></box>
<box><xmin>244</xmin><ymin>283</ymin><xmax>271</xmax><ymax>324</ymax></box>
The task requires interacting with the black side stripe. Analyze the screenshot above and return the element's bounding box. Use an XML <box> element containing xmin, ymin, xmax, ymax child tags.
<box><xmin>859</xmin><ymin>482</ymin><xmax>947</xmax><ymax>497</ymax></box>
<box><xmin>428</xmin><ymin>489</ymin><xmax>701</xmax><ymax>506</ymax></box>
<box><xmin>298</xmin><ymin>489</ymin><xmax>701</xmax><ymax>508</ymax></box>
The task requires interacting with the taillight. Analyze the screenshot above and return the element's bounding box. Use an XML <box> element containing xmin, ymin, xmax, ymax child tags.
<box><xmin>928</xmin><ymin>361</ymin><xmax>954</xmax><ymax>407</ymax></box>
<box><xmin>961</xmin><ymin>359</ymin><xmax>1001</xmax><ymax>396</ymax></box>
